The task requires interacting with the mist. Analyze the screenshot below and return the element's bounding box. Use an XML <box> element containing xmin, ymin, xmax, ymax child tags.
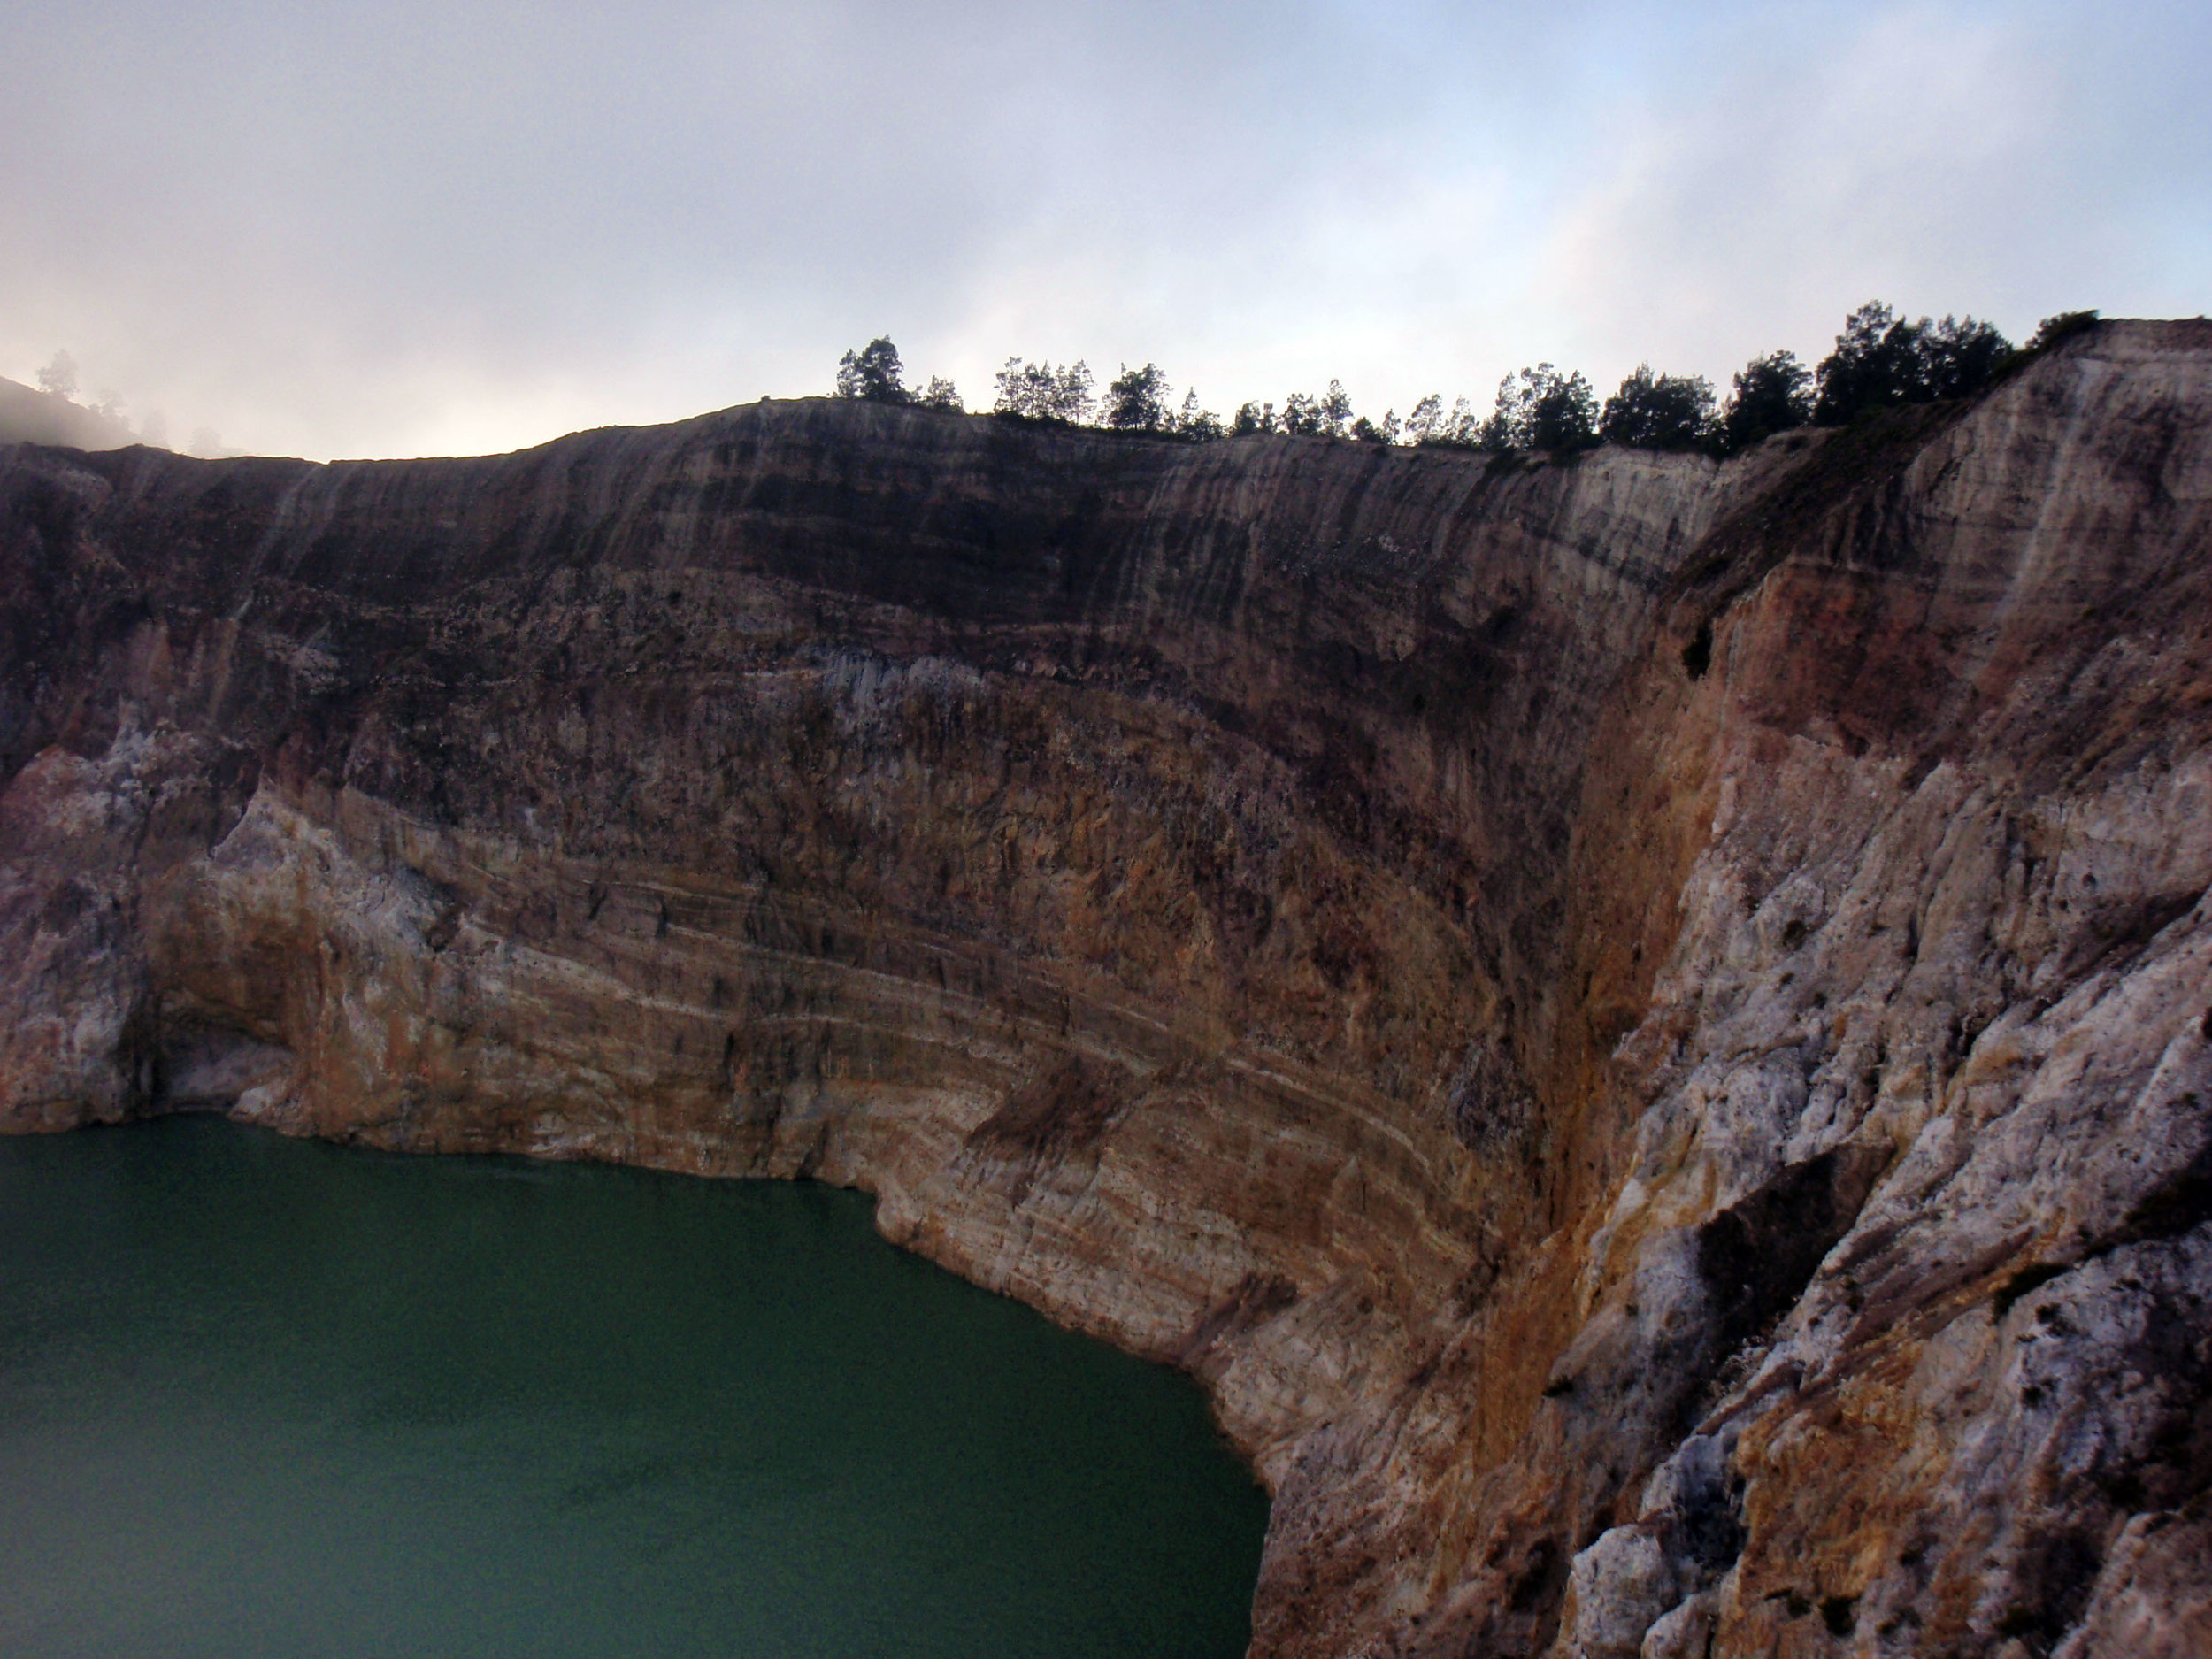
<box><xmin>5</xmin><ymin>0</ymin><xmax>2205</xmax><ymax>461</ymax></box>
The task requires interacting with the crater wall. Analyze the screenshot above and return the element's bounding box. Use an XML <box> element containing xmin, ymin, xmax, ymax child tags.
<box><xmin>4</xmin><ymin>321</ymin><xmax>2208</xmax><ymax>1656</ymax></box>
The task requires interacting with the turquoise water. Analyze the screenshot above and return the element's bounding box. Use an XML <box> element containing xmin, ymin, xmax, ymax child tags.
<box><xmin>0</xmin><ymin>1118</ymin><xmax>1267</xmax><ymax>1658</ymax></box>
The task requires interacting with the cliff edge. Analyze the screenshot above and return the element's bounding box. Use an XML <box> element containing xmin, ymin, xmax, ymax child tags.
<box><xmin>4</xmin><ymin>320</ymin><xmax>2208</xmax><ymax>1656</ymax></box>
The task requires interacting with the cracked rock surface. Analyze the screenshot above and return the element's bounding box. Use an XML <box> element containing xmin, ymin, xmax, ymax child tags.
<box><xmin>4</xmin><ymin>320</ymin><xmax>2208</xmax><ymax>1655</ymax></box>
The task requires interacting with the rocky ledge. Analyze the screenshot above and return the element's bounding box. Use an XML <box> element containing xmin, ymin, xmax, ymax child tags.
<box><xmin>4</xmin><ymin>320</ymin><xmax>2209</xmax><ymax>1657</ymax></box>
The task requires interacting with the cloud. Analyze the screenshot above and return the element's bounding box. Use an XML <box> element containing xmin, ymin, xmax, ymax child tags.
<box><xmin>1542</xmin><ymin>3</ymin><xmax>2212</xmax><ymax>390</ymax></box>
<box><xmin>2</xmin><ymin>2</ymin><xmax>2203</xmax><ymax>459</ymax></box>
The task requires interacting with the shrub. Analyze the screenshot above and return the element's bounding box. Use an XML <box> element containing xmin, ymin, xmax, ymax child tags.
<box><xmin>2026</xmin><ymin>310</ymin><xmax>2099</xmax><ymax>352</ymax></box>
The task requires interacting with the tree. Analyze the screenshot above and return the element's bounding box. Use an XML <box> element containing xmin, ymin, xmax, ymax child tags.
<box><xmin>834</xmin><ymin>337</ymin><xmax>909</xmax><ymax>403</ymax></box>
<box><xmin>36</xmin><ymin>350</ymin><xmax>79</xmax><ymax>402</ymax></box>
<box><xmin>1350</xmin><ymin>411</ymin><xmax>1400</xmax><ymax>444</ymax></box>
<box><xmin>917</xmin><ymin>376</ymin><xmax>963</xmax><ymax>411</ymax></box>
<box><xmin>1443</xmin><ymin>396</ymin><xmax>1480</xmax><ymax>446</ymax></box>
<box><xmin>1813</xmin><ymin>302</ymin><xmax>2011</xmax><ymax>424</ymax></box>
<box><xmin>1281</xmin><ymin>380</ymin><xmax>1354</xmax><ymax>438</ymax></box>
<box><xmin>1530</xmin><ymin>372</ymin><xmax>1599</xmax><ymax>451</ymax></box>
<box><xmin>1717</xmin><ymin>350</ymin><xmax>1813</xmax><ymax>452</ymax></box>
<box><xmin>993</xmin><ymin>357</ymin><xmax>1094</xmax><ymax>423</ymax></box>
<box><xmin>1103</xmin><ymin>363</ymin><xmax>1173</xmax><ymax>432</ymax></box>
<box><xmin>1320</xmin><ymin>380</ymin><xmax>1353</xmax><ymax>434</ymax></box>
<box><xmin>1406</xmin><ymin>394</ymin><xmax>1483</xmax><ymax>448</ymax></box>
<box><xmin>1232</xmin><ymin>401</ymin><xmax>1277</xmax><ymax>435</ymax></box>
<box><xmin>1485</xmin><ymin>364</ymin><xmax>1599</xmax><ymax>452</ymax></box>
<box><xmin>1599</xmin><ymin>365</ymin><xmax>1715</xmax><ymax>450</ymax></box>
<box><xmin>1048</xmin><ymin>363</ymin><xmax>1095</xmax><ymax>423</ymax></box>
<box><xmin>1916</xmin><ymin>314</ymin><xmax>2011</xmax><ymax>400</ymax></box>
<box><xmin>1174</xmin><ymin>391</ymin><xmax>1225</xmax><ymax>441</ymax></box>
<box><xmin>1813</xmin><ymin>303</ymin><xmax>1918</xmax><ymax>423</ymax></box>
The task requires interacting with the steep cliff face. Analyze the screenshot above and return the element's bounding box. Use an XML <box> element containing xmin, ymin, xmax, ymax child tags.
<box><xmin>4</xmin><ymin>320</ymin><xmax>2208</xmax><ymax>1657</ymax></box>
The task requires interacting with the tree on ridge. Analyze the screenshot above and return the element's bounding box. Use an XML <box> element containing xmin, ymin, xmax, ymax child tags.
<box><xmin>1717</xmin><ymin>350</ymin><xmax>1813</xmax><ymax>452</ymax></box>
<box><xmin>993</xmin><ymin>358</ymin><xmax>1095</xmax><ymax>424</ymax></box>
<box><xmin>834</xmin><ymin>337</ymin><xmax>910</xmax><ymax>403</ymax></box>
<box><xmin>1484</xmin><ymin>365</ymin><xmax>1599</xmax><ymax>453</ymax></box>
<box><xmin>1812</xmin><ymin>303</ymin><xmax>2010</xmax><ymax>424</ymax></box>
<box><xmin>1599</xmin><ymin>365</ymin><xmax>1715</xmax><ymax>451</ymax></box>
<box><xmin>1103</xmin><ymin>363</ymin><xmax>1174</xmax><ymax>432</ymax></box>
<box><xmin>35</xmin><ymin>351</ymin><xmax>79</xmax><ymax>402</ymax></box>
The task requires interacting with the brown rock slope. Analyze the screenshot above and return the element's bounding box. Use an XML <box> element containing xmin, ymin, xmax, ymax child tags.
<box><xmin>4</xmin><ymin>319</ymin><xmax>2209</xmax><ymax>1656</ymax></box>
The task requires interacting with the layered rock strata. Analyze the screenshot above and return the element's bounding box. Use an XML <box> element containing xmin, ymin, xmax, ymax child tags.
<box><xmin>4</xmin><ymin>320</ymin><xmax>2209</xmax><ymax>1656</ymax></box>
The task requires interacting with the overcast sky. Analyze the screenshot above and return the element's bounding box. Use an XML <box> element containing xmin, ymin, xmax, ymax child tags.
<box><xmin>5</xmin><ymin>1</ymin><xmax>2206</xmax><ymax>460</ymax></box>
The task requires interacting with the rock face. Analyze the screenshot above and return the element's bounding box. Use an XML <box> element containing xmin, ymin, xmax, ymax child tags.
<box><xmin>4</xmin><ymin>320</ymin><xmax>2209</xmax><ymax>1656</ymax></box>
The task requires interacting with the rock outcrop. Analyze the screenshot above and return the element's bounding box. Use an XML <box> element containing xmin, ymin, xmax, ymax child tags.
<box><xmin>4</xmin><ymin>320</ymin><xmax>2208</xmax><ymax>1656</ymax></box>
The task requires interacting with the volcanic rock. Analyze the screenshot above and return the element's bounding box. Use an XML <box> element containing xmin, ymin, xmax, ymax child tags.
<box><xmin>4</xmin><ymin>320</ymin><xmax>2209</xmax><ymax>1656</ymax></box>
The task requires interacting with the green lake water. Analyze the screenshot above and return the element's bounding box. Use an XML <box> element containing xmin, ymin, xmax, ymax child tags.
<box><xmin>0</xmin><ymin>1117</ymin><xmax>1267</xmax><ymax>1657</ymax></box>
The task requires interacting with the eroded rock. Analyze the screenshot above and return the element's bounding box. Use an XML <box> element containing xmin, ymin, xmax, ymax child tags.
<box><xmin>4</xmin><ymin>320</ymin><xmax>2209</xmax><ymax>1655</ymax></box>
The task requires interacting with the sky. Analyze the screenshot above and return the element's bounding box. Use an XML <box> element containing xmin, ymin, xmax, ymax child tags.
<box><xmin>4</xmin><ymin>0</ymin><xmax>2206</xmax><ymax>461</ymax></box>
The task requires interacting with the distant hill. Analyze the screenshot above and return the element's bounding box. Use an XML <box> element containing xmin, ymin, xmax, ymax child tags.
<box><xmin>0</xmin><ymin>376</ymin><xmax>142</xmax><ymax>450</ymax></box>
